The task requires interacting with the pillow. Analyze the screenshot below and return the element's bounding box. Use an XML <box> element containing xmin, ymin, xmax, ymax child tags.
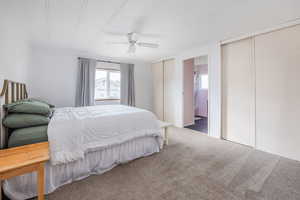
<box><xmin>28</xmin><ymin>98</ymin><xmax>55</xmax><ymax>108</ymax></box>
<box><xmin>4</xmin><ymin>100</ymin><xmax>51</xmax><ymax>116</ymax></box>
<box><xmin>3</xmin><ymin>114</ymin><xmax>50</xmax><ymax>129</ymax></box>
<box><xmin>8</xmin><ymin>126</ymin><xmax>48</xmax><ymax>148</ymax></box>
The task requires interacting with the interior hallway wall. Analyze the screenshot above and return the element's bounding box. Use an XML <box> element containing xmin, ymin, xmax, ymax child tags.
<box><xmin>183</xmin><ymin>59</ymin><xmax>195</xmax><ymax>126</ymax></box>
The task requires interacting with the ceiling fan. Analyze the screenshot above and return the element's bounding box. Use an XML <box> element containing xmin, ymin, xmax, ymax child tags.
<box><xmin>107</xmin><ymin>32</ymin><xmax>159</xmax><ymax>53</ymax></box>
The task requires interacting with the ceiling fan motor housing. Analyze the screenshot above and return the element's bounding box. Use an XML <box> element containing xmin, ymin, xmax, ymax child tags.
<box><xmin>128</xmin><ymin>32</ymin><xmax>139</xmax><ymax>43</ymax></box>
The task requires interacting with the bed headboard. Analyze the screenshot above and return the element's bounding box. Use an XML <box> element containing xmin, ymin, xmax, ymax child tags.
<box><xmin>0</xmin><ymin>79</ymin><xmax>28</xmax><ymax>149</ymax></box>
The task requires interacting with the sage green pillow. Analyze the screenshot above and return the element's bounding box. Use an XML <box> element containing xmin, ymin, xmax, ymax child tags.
<box><xmin>4</xmin><ymin>100</ymin><xmax>51</xmax><ymax>116</ymax></box>
<box><xmin>3</xmin><ymin>114</ymin><xmax>50</xmax><ymax>129</ymax></box>
<box><xmin>8</xmin><ymin>126</ymin><xmax>48</xmax><ymax>148</ymax></box>
<box><xmin>28</xmin><ymin>98</ymin><xmax>55</xmax><ymax>108</ymax></box>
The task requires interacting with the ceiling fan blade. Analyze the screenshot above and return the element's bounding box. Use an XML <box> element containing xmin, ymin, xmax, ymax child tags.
<box><xmin>106</xmin><ymin>42</ymin><xmax>128</xmax><ymax>45</ymax></box>
<box><xmin>127</xmin><ymin>44</ymin><xmax>136</xmax><ymax>53</ymax></box>
<box><xmin>102</xmin><ymin>30</ymin><xmax>127</xmax><ymax>36</ymax></box>
<box><xmin>137</xmin><ymin>42</ymin><xmax>159</xmax><ymax>48</ymax></box>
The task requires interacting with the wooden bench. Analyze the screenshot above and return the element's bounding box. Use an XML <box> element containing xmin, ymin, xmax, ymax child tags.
<box><xmin>158</xmin><ymin>120</ymin><xmax>172</xmax><ymax>146</ymax></box>
<box><xmin>0</xmin><ymin>142</ymin><xmax>49</xmax><ymax>200</ymax></box>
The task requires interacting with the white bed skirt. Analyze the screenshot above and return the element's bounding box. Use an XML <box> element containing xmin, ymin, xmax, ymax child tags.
<box><xmin>4</xmin><ymin>136</ymin><xmax>162</xmax><ymax>200</ymax></box>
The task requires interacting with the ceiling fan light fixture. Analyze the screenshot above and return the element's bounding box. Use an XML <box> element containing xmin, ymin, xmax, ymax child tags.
<box><xmin>128</xmin><ymin>44</ymin><xmax>136</xmax><ymax>53</ymax></box>
<box><xmin>128</xmin><ymin>32</ymin><xmax>138</xmax><ymax>42</ymax></box>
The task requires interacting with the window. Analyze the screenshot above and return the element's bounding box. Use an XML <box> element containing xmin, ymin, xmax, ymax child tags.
<box><xmin>200</xmin><ymin>74</ymin><xmax>208</xmax><ymax>89</ymax></box>
<box><xmin>95</xmin><ymin>69</ymin><xmax>120</xmax><ymax>100</ymax></box>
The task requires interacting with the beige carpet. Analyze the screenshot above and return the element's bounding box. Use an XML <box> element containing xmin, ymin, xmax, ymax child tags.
<box><xmin>46</xmin><ymin>127</ymin><xmax>300</xmax><ymax>200</ymax></box>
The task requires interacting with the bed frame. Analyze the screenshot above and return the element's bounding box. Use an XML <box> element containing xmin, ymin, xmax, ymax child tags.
<box><xmin>0</xmin><ymin>80</ymin><xmax>28</xmax><ymax>149</ymax></box>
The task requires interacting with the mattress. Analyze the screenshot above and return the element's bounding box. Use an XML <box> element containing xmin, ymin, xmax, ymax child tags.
<box><xmin>4</xmin><ymin>136</ymin><xmax>162</xmax><ymax>200</ymax></box>
<box><xmin>47</xmin><ymin>105</ymin><xmax>161</xmax><ymax>165</ymax></box>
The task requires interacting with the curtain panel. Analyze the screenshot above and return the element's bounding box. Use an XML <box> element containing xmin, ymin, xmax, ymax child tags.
<box><xmin>120</xmin><ymin>63</ymin><xmax>135</xmax><ymax>106</ymax></box>
<box><xmin>75</xmin><ymin>58</ymin><xmax>97</xmax><ymax>107</ymax></box>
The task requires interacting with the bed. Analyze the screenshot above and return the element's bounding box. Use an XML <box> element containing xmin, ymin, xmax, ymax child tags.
<box><xmin>0</xmin><ymin>80</ymin><xmax>163</xmax><ymax>200</ymax></box>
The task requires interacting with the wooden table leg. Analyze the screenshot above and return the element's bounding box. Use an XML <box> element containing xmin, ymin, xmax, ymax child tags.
<box><xmin>37</xmin><ymin>163</ymin><xmax>45</xmax><ymax>200</ymax></box>
<box><xmin>0</xmin><ymin>179</ymin><xmax>2</xmax><ymax>200</ymax></box>
<box><xmin>165</xmin><ymin>128</ymin><xmax>169</xmax><ymax>145</ymax></box>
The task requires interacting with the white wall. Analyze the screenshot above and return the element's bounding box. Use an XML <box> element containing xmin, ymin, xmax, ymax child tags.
<box><xmin>28</xmin><ymin>46</ymin><xmax>153</xmax><ymax>110</ymax></box>
<box><xmin>158</xmin><ymin>42</ymin><xmax>221</xmax><ymax>138</ymax></box>
<box><xmin>0</xmin><ymin>1</ymin><xmax>32</xmax><ymax>148</ymax></box>
<box><xmin>0</xmin><ymin>1</ymin><xmax>31</xmax><ymax>90</ymax></box>
<box><xmin>134</xmin><ymin>61</ymin><xmax>153</xmax><ymax>110</ymax></box>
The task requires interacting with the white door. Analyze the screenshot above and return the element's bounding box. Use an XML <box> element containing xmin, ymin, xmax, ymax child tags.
<box><xmin>152</xmin><ymin>61</ymin><xmax>164</xmax><ymax>120</ymax></box>
<box><xmin>222</xmin><ymin>38</ymin><xmax>255</xmax><ymax>147</ymax></box>
<box><xmin>255</xmin><ymin>24</ymin><xmax>300</xmax><ymax>160</ymax></box>
<box><xmin>163</xmin><ymin>59</ymin><xmax>176</xmax><ymax>124</ymax></box>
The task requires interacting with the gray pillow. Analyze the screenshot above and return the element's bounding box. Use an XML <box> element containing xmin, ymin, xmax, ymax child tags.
<box><xmin>3</xmin><ymin>114</ymin><xmax>50</xmax><ymax>129</ymax></box>
<box><xmin>8</xmin><ymin>126</ymin><xmax>48</xmax><ymax>148</ymax></box>
<box><xmin>4</xmin><ymin>100</ymin><xmax>51</xmax><ymax>116</ymax></box>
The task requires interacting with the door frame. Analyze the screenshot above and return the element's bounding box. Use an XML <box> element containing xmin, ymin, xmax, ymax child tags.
<box><xmin>182</xmin><ymin>54</ymin><xmax>211</xmax><ymax>136</ymax></box>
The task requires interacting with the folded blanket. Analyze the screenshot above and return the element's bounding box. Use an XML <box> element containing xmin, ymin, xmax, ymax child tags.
<box><xmin>48</xmin><ymin>105</ymin><xmax>162</xmax><ymax>165</ymax></box>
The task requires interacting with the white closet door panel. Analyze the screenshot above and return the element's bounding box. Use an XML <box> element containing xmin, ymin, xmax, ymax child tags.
<box><xmin>222</xmin><ymin>38</ymin><xmax>255</xmax><ymax>146</ymax></box>
<box><xmin>152</xmin><ymin>62</ymin><xmax>164</xmax><ymax>120</ymax></box>
<box><xmin>164</xmin><ymin>59</ymin><xmax>176</xmax><ymax>124</ymax></box>
<box><xmin>255</xmin><ymin>25</ymin><xmax>300</xmax><ymax>160</ymax></box>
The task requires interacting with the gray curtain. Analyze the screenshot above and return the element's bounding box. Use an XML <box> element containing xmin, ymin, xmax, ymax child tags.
<box><xmin>75</xmin><ymin>58</ymin><xmax>97</xmax><ymax>107</ymax></box>
<box><xmin>120</xmin><ymin>63</ymin><xmax>135</xmax><ymax>106</ymax></box>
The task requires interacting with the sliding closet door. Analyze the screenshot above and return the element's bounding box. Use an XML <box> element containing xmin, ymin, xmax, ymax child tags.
<box><xmin>152</xmin><ymin>62</ymin><xmax>164</xmax><ymax>120</ymax></box>
<box><xmin>222</xmin><ymin>38</ymin><xmax>255</xmax><ymax>146</ymax></box>
<box><xmin>163</xmin><ymin>59</ymin><xmax>176</xmax><ymax>123</ymax></box>
<box><xmin>255</xmin><ymin>25</ymin><xmax>300</xmax><ymax>160</ymax></box>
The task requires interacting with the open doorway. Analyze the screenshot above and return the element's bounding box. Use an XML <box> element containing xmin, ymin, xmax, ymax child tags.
<box><xmin>183</xmin><ymin>55</ymin><xmax>209</xmax><ymax>134</ymax></box>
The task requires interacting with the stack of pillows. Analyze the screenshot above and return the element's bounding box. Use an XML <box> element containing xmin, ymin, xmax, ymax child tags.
<box><xmin>2</xmin><ymin>98</ymin><xmax>54</xmax><ymax>148</ymax></box>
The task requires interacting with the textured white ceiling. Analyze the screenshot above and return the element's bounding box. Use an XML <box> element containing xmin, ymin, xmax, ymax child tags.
<box><xmin>2</xmin><ymin>0</ymin><xmax>300</xmax><ymax>61</ymax></box>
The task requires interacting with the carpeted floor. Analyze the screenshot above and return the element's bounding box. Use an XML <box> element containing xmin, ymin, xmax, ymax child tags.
<box><xmin>45</xmin><ymin>127</ymin><xmax>300</xmax><ymax>200</ymax></box>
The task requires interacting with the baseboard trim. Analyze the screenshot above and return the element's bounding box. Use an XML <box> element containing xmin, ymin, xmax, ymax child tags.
<box><xmin>184</xmin><ymin>122</ymin><xmax>195</xmax><ymax>127</ymax></box>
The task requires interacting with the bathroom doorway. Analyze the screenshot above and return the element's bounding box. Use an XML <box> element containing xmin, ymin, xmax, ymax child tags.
<box><xmin>183</xmin><ymin>55</ymin><xmax>209</xmax><ymax>134</ymax></box>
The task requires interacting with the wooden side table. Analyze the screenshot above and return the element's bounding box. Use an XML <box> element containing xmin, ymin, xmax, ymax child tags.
<box><xmin>0</xmin><ymin>142</ymin><xmax>49</xmax><ymax>200</ymax></box>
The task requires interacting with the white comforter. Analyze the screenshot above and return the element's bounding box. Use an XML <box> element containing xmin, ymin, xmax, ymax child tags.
<box><xmin>48</xmin><ymin>105</ymin><xmax>162</xmax><ymax>165</ymax></box>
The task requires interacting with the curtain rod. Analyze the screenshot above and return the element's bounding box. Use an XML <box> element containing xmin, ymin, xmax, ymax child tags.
<box><xmin>78</xmin><ymin>57</ymin><xmax>121</xmax><ymax>65</ymax></box>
